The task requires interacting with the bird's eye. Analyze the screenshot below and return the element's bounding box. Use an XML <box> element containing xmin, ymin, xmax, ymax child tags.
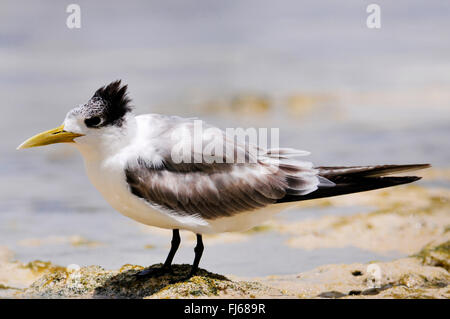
<box><xmin>85</xmin><ymin>117</ymin><xmax>102</xmax><ymax>127</ymax></box>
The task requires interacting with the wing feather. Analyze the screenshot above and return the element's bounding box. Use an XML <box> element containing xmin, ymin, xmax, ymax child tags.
<box><xmin>125</xmin><ymin>117</ymin><xmax>320</xmax><ymax>219</ymax></box>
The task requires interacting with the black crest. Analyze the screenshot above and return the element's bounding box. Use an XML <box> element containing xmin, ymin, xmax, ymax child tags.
<box><xmin>87</xmin><ymin>80</ymin><xmax>133</xmax><ymax>127</ymax></box>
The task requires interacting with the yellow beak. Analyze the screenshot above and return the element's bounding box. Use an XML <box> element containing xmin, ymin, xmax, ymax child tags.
<box><xmin>17</xmin><ymin>124</ymin><xmax>84</xmax><ymax>150</ymax></box>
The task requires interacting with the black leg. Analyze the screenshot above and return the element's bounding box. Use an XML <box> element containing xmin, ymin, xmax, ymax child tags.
<box><xmin>163</xmin><ymin>229</ymin><xmax>181</xmax><ymax>268</ymax></box>
<box><xmin>189</xmin><ymin>234</ymin><xmax>204</xmax><ymax>277</ymax></box>
<box><xmin>136</xmin><ymin>229</ymin><xmax>181</xmax><ymax>278</ymax></box>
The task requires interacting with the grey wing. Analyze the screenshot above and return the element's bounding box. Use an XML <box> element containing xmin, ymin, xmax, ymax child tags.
<box><xmin>124</xmin><ymin>156</ymin><xmax>321</xmax><ymax>220</ymax></box>
<box><xmin>124</xmin><ymin>116</ymin><xmax>322</xmax><ymax>219</ymax></box>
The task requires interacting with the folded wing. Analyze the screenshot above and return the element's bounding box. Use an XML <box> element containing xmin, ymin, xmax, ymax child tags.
<box><xmin>125</xmin><ymin>117</ymin><xmax>320</xmax><ymax>219</ymax></box>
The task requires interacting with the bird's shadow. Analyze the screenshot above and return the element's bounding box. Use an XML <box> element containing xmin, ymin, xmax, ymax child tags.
<box><xmin>92</xmin><ymin>263</ymin><xmax>229</xmax><ymax>299</ymax></box>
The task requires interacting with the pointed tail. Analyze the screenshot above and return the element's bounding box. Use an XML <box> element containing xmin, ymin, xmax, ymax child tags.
<box><xmin>278</xmin><ymin>164</ymin><xmax>430</xmax><ymax>203</ymax></box>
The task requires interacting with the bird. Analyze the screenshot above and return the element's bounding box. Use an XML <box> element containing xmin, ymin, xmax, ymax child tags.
<box><xmin>17</xmin><ymin>80</ymin><xmax>430</xmax><ymax>278</ymax></box>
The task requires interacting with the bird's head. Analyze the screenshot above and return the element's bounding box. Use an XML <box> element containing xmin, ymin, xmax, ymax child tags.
<box><xmin>17</xmin><ymin>80</ymin><xmax>133</xmax><ymax>151</ymax></box>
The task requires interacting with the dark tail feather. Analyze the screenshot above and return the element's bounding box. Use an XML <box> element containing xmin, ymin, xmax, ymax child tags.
<box><xmin>277</xmin><ymin>163</ymin><xmax>430</xmax><ymax>204</ymax></box>
<box><xmin>278</xmin><ymin>176</ymin><xmax>421</xmax><ymax>203</ymax></box>
<box><xmin>316</xmin><ymin>164</ymin><xmax>430</xmax><ymax>179</ymax></box>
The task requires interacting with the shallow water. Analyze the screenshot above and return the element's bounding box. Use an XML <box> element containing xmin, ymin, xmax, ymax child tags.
<box><xmin>0</xmin><ymin>1</ymin><xmax>449</xmax><ymax>277</ymax></box>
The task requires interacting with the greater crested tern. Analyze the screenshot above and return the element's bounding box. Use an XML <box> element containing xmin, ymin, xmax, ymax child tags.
<box><xmin>18</xmin><ymin>80</ymin><xmax>430</xmax><ymax>278</ymax></box>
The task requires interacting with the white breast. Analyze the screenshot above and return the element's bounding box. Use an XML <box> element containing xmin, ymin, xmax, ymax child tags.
<box><xmin>82</xmin><ymin>152</ymin><xmax>183</xmax><ymax>230</ymax></box>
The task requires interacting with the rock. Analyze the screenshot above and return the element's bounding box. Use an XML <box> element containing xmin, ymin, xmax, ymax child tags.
<box><xmin>416</xmin><ymin>241</ymin><xmax>450</xmax><ymax>272</ymax></box>
<box><xmin>0</xmin><ymin>246</ymin><xmax>63</xmax><ymax>296</ymax></box>
<box><xmin>3</xmin><ymin>246</ymin><xmax>449</xmax><ymax>299</ymax></box>
<box><xmin>256</xmin><ymin>255</ymin><xmax>449</xmax><ymax>299</ymax></box>
<box><xmin>318</xmin><ymin>291</ymin><xmax>347</xmax><ymax>298</ymax></box>
<box><xmin>24</xmin><ymin>264</ymin><xmax>285</xmax><ymax>299</ymax></box>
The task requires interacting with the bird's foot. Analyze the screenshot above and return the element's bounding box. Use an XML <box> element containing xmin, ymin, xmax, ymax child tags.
<box><xmin>135</xmin><ymin>265</ymin><xmax>173</xmax><ymax>278</ymax></box>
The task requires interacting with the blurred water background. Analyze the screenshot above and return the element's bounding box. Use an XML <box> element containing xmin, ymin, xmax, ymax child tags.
<box><xmin>0</xmin><ymin>0</ymin><xmax>449</xmax><ymax>276</ymax></box>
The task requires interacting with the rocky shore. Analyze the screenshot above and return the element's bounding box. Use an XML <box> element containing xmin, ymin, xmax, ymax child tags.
<box><xmin>0</xmin><ymin>240</ymin><xmax>447</xmax><ymax>299</ymax></box>
<box><xmin>1</xmin><ymin>183</ymin><xmax>449</xmax><ymax>299</ymax></box>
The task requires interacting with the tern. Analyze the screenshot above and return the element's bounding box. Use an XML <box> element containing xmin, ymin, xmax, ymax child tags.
<box><xmin>18</xmin><ymin>80</ymin><xmax>430</xmax><ymax>278</ymax></box>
